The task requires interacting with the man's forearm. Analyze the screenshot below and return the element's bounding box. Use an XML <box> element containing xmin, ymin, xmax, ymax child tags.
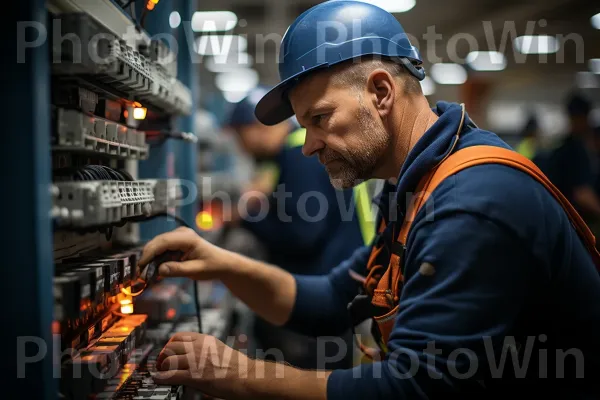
<box><xmin>243</xmin><ymin>359</ymin><xmax>330</xmax><ymax>400</ymax></box>
<box><xmin>219</xmin><ymin>249</ymin><xmax>297</xmax><ymax>326</ymax></box>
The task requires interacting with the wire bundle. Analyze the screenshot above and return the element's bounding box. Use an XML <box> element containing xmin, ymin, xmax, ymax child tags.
<box><xmin>55</xmin><ymin>165</ymin><xmax>134</xmax><ymax>182</ymax></box>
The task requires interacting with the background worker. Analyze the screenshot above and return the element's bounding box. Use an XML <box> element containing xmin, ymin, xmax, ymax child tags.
<box><xmin>543</xmin><ymin>92</ymin><xmax>600</xmax><ymax>220</ymax></box>
<box><xmin>223</xmin><ymin>85</ymin><xmax>375</xmax><ymax>370</ymax></box>
<box><xmin>140</xmin><ymin>1</ymin><xmax>600</xmax><ymax>398</ymax></box>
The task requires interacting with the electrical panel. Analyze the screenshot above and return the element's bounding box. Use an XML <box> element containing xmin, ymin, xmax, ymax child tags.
<box><xmin>43</xmin><ymin>1</ymin><xmax>220</xmax><ymax>399</ymax></box>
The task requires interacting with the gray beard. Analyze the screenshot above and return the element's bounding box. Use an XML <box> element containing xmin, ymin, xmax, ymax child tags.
<box><xmin>328</xmin><ymin>105</ymin><xmax>389</xmax><ymax>189</ymax></box>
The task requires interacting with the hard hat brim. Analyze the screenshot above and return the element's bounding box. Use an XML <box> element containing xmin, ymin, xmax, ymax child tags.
<box><xmin>254</xmin><ymin>64</ymin><xmax>330</xmax><ymax>126</ymax></box>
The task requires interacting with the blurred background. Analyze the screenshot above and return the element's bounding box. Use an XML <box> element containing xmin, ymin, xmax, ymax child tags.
<box><xmin>187</xmin><ymin>0</ymin><xmax>600</xmax><ymax>142</ymax></box>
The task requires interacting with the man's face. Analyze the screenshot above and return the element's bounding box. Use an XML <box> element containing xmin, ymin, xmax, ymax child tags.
<box><xmin>236</xmin><ymin>121</ymin><xmax>288</xmax><ymax>159</ymax></box>
<box><xmin>289</xmin><ymin>70</ymin><xmax>390</xmax><ymax>189</ymax></box>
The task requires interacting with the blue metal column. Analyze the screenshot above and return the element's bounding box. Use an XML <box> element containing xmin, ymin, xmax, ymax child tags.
<box><xmin>138</xmin><ymin>0</ymin><xmax>179</xmax><ymax>241</ymax></box>
<box><xmin>175</xmin><ymin>0</ymin><xmax>199</xmax><ymax>229</ymax></box>
<box><xmin>6</xmin><ymin>1</ymin><xmax>55</xmax><ymax>398</ymax></box>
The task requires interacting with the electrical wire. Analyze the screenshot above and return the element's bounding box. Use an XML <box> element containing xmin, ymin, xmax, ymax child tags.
<box><xmin>55</xmin><ymin>165</ymin><xmax>135</xmax><ymax>182</ymax></box>
<box><xmin>145</xmin><ymin>131</ymin><xmax>198</xmax><ymax>147</ymax></box>
<box><xmin>119</xmin><ymin>212</ymin><xmax>203</xmax><ymax>333</ymax></box>
<box><xmin>151</xmin><ymin>212</ymin><xmax>203</xmax><ymax>334</ymax></box>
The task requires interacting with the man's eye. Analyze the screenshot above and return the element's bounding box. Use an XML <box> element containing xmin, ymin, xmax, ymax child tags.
<box><xmin>312</xmin><ymin>114</ymin><xmax>326</xmax><ymax>126</ymax></box>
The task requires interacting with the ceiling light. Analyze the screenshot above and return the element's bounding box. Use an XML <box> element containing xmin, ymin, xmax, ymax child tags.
<box><xmin>465</xmin><ymin>51</ymin><xmax>507</xmax><ymax>71</ymax></box>
<box><xmin>420</xmin><ymin>76</ymin><xmax>435</xmax><ymax>95</ymax></box>
<box><xmin>430</xmin><ymin>63</ymin><xmax>467</xmax><ymax>85</ymax></box>
<box><xmin>223</xmin><ymin>91</ymin><xmax>250</xmax><ymax>103</ymax></box>
<box><xmin>356</xmin><ymin>0</ymin><xmax>416</xmax><ymax>13</ymax></box>
<box><xmin>513</xmin><ymin>35</ymin><xmax>559</xmax><ymax>54</ymax></box>
<box><xmin>589</xmin><ymin>59</ymin><xmax>600</xmax><ymax>74</ymax></box>
<box><xmin>196</xmin><ymin>35</ymin><xmax>247</xmax><ymax>56</ymax></box>
<box><xmin>215</xmin><ymin>68</ymin><xmax>259</xmax><ymax>92</ymax></box>
<box><xmin>206</xmin><ymin>53</ymin><xmax>254</xmax><ymax>73</ymax></box>
<box><xmin>192</xmin><ymin>11</ymin><xmax>237</xmax><ymax>32</ymax></box>
<box><xmin>169</xmin><ymin>11</ymin><xmax>181</xmax><ymax>29</ymax></box>
<box><xmin>576</xmin><ymin>71</ymin><xmax>599</xmax><ymax>89</ymax></box>
<box><xmin>592</xmin><ymin>13</ymin><xmax>600</xmax><ymax>29</ymax></box>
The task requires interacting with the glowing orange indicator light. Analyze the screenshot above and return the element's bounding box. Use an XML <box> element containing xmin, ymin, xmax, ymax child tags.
<box><xmin>120</xmin><ymin>298</ymin><xmax>134</xmax><ymax>314</ymax></box>
<box><xmin>133</xmin><ymin>107</ymin><xmax>147</xmax><ymax>120</ymax></box>
<box><xmin>195</xmin><ymin>211</ymin><xmax>214</xmax><ymax>230</ymax></box>
<box><xmin>166</xmin><ymin>308</ymin><xmax>176</xmax><ymax>320</ymax></box>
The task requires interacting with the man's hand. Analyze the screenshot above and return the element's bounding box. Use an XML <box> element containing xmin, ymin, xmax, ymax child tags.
<box><xmin>138</xmin><ymin>227</ymin><xmax>232</xmax><ymax>280</ymax></box>
<box><xmin>153</xmin><ymin>332</ymin><xmax>330</xmax><ymax>400</ymax></box>
<box><xmin>138</xmin><ymin>226</ymin><xmax>298</xmax><ymax>327</ymax></box>
<box><xmin>153</xmin><ymin>332</ymin><xmax>252</xmax><ymax>399</ymax></box>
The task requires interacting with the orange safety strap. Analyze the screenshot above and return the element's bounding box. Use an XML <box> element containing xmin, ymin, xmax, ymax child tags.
<box><xmin>386</xmin><ymin>145</ymin><xmax>600</xmax><ymax>299</ymax></box>
<box><xmin>364</xmin><ymin>219</ymin><xmax>388</xmax><ymax>296</ymax></box>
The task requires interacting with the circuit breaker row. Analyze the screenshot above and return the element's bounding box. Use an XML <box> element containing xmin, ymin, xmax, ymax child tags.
<box><xmin>52</xmin><ymin>179</ymin><xmax>182</xmax><ymax>227</ymax></box>
<box><xmin>54</xmin><ymin>108</ymin><xmax>149</xmax><ymax>159</ymax></box>
<box><xmin>54</xmin><ymin>248</ymin><xmax>142</xmax><ymax>324</ymax></box>
<box><xmin>52</xmin><ymin>13</ymin><xmax>192</xmax><ymax>116</ymax></box>
<box><xmin>61</xmin><ymin>314</ymin><xmax>182</xmax><ymax>400</ymax></box>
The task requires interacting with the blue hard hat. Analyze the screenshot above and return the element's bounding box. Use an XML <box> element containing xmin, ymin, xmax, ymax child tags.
<box><xmin>227</xmin><ymin>85</ymin><xmax>272</xmax><ymax>126</ymax></box>
<box><xmin>255</xmin><ymin>0</ymin><xmax>424</xmax><ymax>126</ymax></box>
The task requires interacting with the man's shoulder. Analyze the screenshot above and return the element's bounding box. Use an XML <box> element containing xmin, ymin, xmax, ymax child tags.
<box><xmin>421</xmin><ymin>141</ymin><xmax>566</xmax><ymax>238</ymax></box>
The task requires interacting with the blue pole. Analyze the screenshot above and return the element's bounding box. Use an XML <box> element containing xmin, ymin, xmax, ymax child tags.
<box><xmin>176</xmin><ymin>0</ymin><xmax>199</xmax><ymax>230</ymax></box>
<box><xmin>138</xmin><ymin>0</ymin><xmax>179</xmax><ymax>241</ymax></box>
<box><xmin>7</xmin><ymin>1</ymin><xmax>55</xmax><ymax>398</ymax></box>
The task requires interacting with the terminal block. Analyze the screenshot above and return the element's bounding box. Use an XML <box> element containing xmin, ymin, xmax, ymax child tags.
<box><xmin>53</xmin><ymin>179</ymin><xmax>182</xmax><ymax>228</ymax></box>
<box><xmin>53</xmin><ymin>180</ymin><xmax>154</xmax><ymax>227</ymax></box>
<box><xmin>53</xmin><ymin>108</ymin><xmax>149</xmax><ymax>159</ymax></box>
<box><xmin>152</xmin><ymin>179</ymin><xmax>183</xmax><ymax>213</ymax></box>
<box><xmin>52</xmin><ymin>13</ymin><xmax>192</xmax><ymax>116</ymax></box>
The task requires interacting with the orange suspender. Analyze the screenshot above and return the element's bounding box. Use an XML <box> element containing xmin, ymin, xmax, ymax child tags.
<box><xmin>399</xmin><ymin>145</ymin><xmax>600</xmax><ymax>267</ymax></box>
<box><xmin>364</xmin><ymin>145</ymin><xmax>600</xmax><ymax>349</ymax></box>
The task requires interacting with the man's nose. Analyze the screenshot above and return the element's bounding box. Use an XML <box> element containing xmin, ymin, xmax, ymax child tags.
<box><xmin>302</xmin><ymin>129</ymin><xmax>325</xmax><ymax>158</ymax></box>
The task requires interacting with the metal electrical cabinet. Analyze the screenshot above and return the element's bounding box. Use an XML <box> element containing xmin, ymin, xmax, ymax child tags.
<box><xmin>7</xmin><ymin>1</ymin><xmax>203</xmax><ymax>399</ymax></box>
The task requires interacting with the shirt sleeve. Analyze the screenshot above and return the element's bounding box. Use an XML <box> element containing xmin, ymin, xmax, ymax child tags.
<box><xmin>327</xmin><ymin>209</ymin><xmax>534</xmax><ymax>399</ymax></box>
<box><xmin>284</xmin><ymin>245</ymin><xmax>372</xmax><ymax>337</ymax></box>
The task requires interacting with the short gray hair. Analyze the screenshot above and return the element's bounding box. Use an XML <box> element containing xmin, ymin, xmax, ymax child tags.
<box><xmin>331</xmin><ymin>58</ymin><xmax>422</xmax><ymax>95</ymax></box>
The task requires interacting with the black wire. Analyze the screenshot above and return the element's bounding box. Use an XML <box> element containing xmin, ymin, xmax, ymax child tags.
<box><xmin>148</xmin><ymin>212</ymin><xmax>203</xmax><ymax>334</ymax></box>
<box><xmin>140</xmin><ymin>7</ymin><xmax>149</xmax><ymax>29</ymax></box>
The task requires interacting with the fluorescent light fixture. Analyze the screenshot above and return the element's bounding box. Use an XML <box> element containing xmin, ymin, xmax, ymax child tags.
<box><xmin>589</xmin><ymin>58</ymin><xmax>600</xmax><ymax>74</ymax></box>
<box><xmin>420</xmin><ymin>76</ymin><xmax>435</xmax><ymax>95</ymax></box>
<box><xmin>206</xmin><ymin>53</ymin><xmax>254</xmax><ymax>73</ymax></box>
<box><xmin>592</xmin><ymin>13</ymin><xmax>600</xmax><ymax>29</ymax></box>
<box><xmin>576</xmin><ymin>71</ymin><xmax>599</xmax><ymax>89</ymax></box>
<box><xmin>169</xmin><ymin>11</ymin><xmax>181</xmax><ymax>29</ymax></box>
<box><xmin>192</xmin><ymin>11</ymin><xmax>237</xmax><ymax>32</ymax></box>
<box><xmin>356</xmin><ymin>0</ymin><xmax>416</xmax><ymax>13</ymax></box>
<box><xmin>430</xmin><ymin>63</ymin><xmax>467</xmax><ymax>85</ymax></box>
<box><xmin>486</xmin><ymin>103</ymin><xmax>527</xmax><ymax>132</ymax></box>
<box><xmin>465</xmin><ymin>51</ymin><xmax>507</xmax><ymax>71</ymax></box>
<box><xmin>196</xmin><ymin>35</ymin><xmax>247</xmax><ymax>56</ymax></box>
<box><xmin>513</xmin><ymin>35</ymin><xmax>559</xmax><ymax>54</ymax></box>
<box><xmin>216</xmin><ymin>68</ymin><xmax>259</xmax><ymax>92</ymax></box>
<box><xmin>223</xmin><ymin>91</ymin><xmax>250</xmax><ymax>103</ymax></box>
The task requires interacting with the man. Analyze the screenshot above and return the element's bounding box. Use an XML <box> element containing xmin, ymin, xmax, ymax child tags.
<box><xmin>140</xmin><ymin>2</ymin><xmax>600</xmax><ymax>398</ymax></box>
<box><xmin>222</xmin><ymin>85</ymin><xmax>375</xmax><ymax>369</ymax></box>
<box><xmin>543</xmin><ymin>93</ymin><xmax>600</xmax><ymax>220</ymax></box>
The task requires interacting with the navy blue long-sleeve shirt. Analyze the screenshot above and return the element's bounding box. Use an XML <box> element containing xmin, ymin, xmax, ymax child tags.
<box><xmin>242</xmin><ymin>137</ymin><xmax>366</xmax><ymax>276</ymax></box>
<box><xmin>286</xmin><ymin>102</ymin><xmax>600</xmax><ymax>398</ymax></box>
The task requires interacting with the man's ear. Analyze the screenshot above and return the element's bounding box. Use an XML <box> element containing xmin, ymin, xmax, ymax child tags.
<box><xmin>367</xmin><ymin>69</ymin><xmax>395</xmax><ymax>119</ymax></box>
